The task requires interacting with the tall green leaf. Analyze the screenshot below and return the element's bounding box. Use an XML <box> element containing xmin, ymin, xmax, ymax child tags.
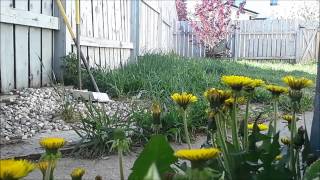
<box><xmin>128</xmin><ymin>135</ymin><xmax>177</xmax><ymax>180</ymax></box>
<box><xmin>304</xmin><ymin>159</ymin><xmax>320</xmax><ymax>180</ymax></box>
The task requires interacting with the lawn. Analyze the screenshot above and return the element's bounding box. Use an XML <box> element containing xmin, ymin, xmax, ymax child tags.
<box><xmin>65</xmin><ymin>53</ymin><xmax>316</xmax><ymax>110</ymax></box>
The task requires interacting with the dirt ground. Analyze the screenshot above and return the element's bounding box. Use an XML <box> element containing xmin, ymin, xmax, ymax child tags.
<box><xmin>4</xmin><ymin>112</ymin><xmax>313</xmax><ymax>180</ymax></box>
<box><xmin>26</xmin><ymin>136</ymin><xmax>207</xmax><ymax>180</ymax></box>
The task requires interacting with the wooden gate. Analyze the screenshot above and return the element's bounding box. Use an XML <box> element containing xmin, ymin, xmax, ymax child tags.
<box><xmin>296</xmin><ymin>28</ymin><xmax>320</xmax><ymax>63</ymax></box>
<box><xmin>232</xmin><ymin>19</ymin><xmax>320</xmax><ymax>63</ymax></box>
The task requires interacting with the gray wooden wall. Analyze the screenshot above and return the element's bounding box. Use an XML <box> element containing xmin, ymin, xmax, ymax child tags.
<box><xmin>1</xmin><ymin>0</ymin><xmax>178</xmax><ymax>93</ymax></box>
<box><xmin>232</xmin><ymin>19</ymin><xmax>320</xmax><ymax>63</ymax></box>
<box><xmin>173</xmin><ymin>21</ymin><xmax>206</xmax><ymax>58</ymax></box>
<box><xmin>0</xmin><ymin>0</ymin><xmax>58</xmax><ymax>93</ymax></box>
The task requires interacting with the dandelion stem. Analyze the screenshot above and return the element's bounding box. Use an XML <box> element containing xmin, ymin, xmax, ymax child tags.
<box><xmin>243</xmin><ymin>97</ymin><xmax>250</xmax><ymax>150</ymax></box>
<box><xmin>296</xmin><ymin>150</ymin><xmax>301</xmax><ymax>179</ymax></box>
<box><xmin>215</xmin><ymin>114</ymin><xmax>232</xmax><ymax>179</ymax></box>
<box><xmin>231</xmin><ymin>95</ymin><xmax>240</xmax><ymax>151</ymax></box>
<box><xmin>44</xmin><ymin>160</ymin><xmax>54</xmax><ymax>180</ymax></box>
<box><xmin>273</xmin><ymin>100</ymin><xmax>278</xmax><ymax>136</ymax></box>
<box><xmin>183</xmin><ymin>109</ymin><xmax>192</xmax><ymax>149</ymax></box>
<box><xmin>290</xmin><ymin>110</ymin><xmax>297</xmax><ymax>178</ymax></box>
<box><xmin>118</xmin><ymin>148</ymin><xmax>124</xmax><ymax>180</ymax></box>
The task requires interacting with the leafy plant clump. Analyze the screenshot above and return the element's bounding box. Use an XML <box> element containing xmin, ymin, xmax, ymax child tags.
<box><xmin>72</xmin><ymin>101</ymin><xmax>138</xmax><ymax>158</ymax></box>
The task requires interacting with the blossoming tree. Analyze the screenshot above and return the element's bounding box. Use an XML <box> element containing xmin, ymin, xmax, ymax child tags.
<box><xmin>175</xmin><ymin>0</ymin><xmax>188</xmax><ymax>21</ymax></box>
<box><xmin>175</xmin><ymin>0</ymin><xmax>245</xmax><ymax>50</ymax></box>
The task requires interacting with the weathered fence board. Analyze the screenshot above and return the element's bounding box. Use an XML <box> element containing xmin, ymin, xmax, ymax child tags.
<box><xmin>29</xmin><ymin>0</ymin><xmax>42</xmax><ymax>87</ymax></box>
<box><xmin>0</xmin><ymin>0</ymin><xmax>55</xmax><ymax>93</ymax></box>
<box><xmin>15</xmin><ymin>0</ymin><xmax>29</xmax><ymax>89</ymax></box>
<box><xmin>233</xmin><ymin>19</ymin><xmax>319</xmax><ymax>62</ymax></box>
<box><xmin>1</xmin><ymin>0</ymin><xmax>178</xmax><ymax>93</ymax></box>
<box><xmin>0</xmin><ymin>23</ymin><xmax>15</xmax><ymax>92</ymax></box>
<box><xmin>173</xmin><ymin>21</ymin><xmax>206</xmax><ymax>58</ymax></box>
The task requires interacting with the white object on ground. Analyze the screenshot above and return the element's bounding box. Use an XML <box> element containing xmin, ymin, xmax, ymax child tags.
<box><xmin>71</xmin><ymin>89</ymin><xmax>112</xmax><ymax>102</ymax></box>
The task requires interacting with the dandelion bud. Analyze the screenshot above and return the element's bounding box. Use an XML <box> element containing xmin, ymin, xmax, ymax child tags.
<box><xmin>281</xmin><ymin>137</ymin><xmax>291</xmax><ymax>146</ymax></box>
<box><xmin>151</xmin><ymin>103</ymin><xmax>161</xmax><ymax>125</ymax></box>
<box><xmin>293</xmin><ymin>127</ymin><xmax>305</xmax><ymax>148</ymax></box>
<box><xmin>71</xmin><ymin>167</ymin><xmax>85</xmax><ymax>180</ymax></box>
<box><xmin>113</xmin><ymin>128</ymin><xmax>126</xmax><ymax>141</ymax></box>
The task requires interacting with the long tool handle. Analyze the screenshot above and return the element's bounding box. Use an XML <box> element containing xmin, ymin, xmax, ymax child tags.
<box><xmin>75</xmin><ymin>0</ymin><xmax>81</xmax><ymax>89</ymax></box>
<box><xmin>55</xmin><ymin>0</ymin><xmax>100</xmax><ymax>92</ymax></box>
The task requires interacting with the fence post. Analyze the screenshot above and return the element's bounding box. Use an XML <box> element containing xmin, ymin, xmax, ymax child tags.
<box><xmin>233</xmin><ymin>22</ymin><xmax>238</xmax><ymax>61</ymax></box>
<box><xmin>130</xmin><ymin>0</ymin><xmax>140</xmax><ymax>62</ymax></box>
<box><xmin>157</xmin><ymin>5</ymin><xmax>162</xmax><ymax>51</ymax></box>
<box><xmin>295</xmin><ymin>20</ymin><xmax>301</xmax><ymax>63</ymax></box>
<box><xmin>310</xmin><ymin>27</ymin><xmax>320</xmax><ymax>157</ymax></box>
<box><xmin>53</xmin><ymin>0</ymin><xmax>67</xmax><ymax>81</ymax></box>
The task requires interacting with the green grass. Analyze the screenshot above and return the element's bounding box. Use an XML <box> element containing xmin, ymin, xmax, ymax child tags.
<box><xmin>64</xmin><ymin>53</ymin><xmax>316</xmax><ymax>111</ymax></box>
<box><xmin>63</xmin><ymin>53</ymin><xmax>316</xmax><ymax>142</ymax></box>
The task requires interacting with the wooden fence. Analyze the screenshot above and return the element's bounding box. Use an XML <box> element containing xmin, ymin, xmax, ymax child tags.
<box><xmin>0</xmin><ymin>0</ymin><xmax>178</xmax><ymax>93</ymax></box>
<box><xmin>173</xmin><ymin>21</ymin><xmax>206</xmax><ymax>58</ymax></box>
<box><xmin>232</xmin><ymin>19</ymin><xmax>320</xmax><ymax>63</ymax></box>
<box><xmin>0</xmin><ymin>0</ymin><xmax>58</xmax><ymax>93</ymax></box>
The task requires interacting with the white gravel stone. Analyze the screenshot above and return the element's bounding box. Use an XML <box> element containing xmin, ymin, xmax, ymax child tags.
<box><xmin>0</xmin><ymin>87</ymin><xmax>136</xmax><ymax>144</ymax></box>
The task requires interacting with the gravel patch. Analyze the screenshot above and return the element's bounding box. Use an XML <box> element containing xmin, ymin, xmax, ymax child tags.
<box><xmin>0</xmin><ymin>87</ymin><xmax>136</xmax><ymax>144</ymax></box>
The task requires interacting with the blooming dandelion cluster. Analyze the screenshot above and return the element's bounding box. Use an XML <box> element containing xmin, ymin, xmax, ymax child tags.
<box><xmin>204</xmin><ymin>88</ymin><xmax>231</xmax><ymax>109</ymax></box>
<box><xmin>174</xmin><ymin>148</ymin><xmax>221</xmax><ymax>161</ymax></box>
<box><xmin>221</xmin><ymin>75</ymin><xmax>253</xmax><ymax>91</ymax></box>
<box><xmin>282</xmin><ymin>115</ymin><xmax>293</xmax><ymax>123</ymax></box>
<box><xmin>171</xmin><ymin>92</ymin><xmax>197</xmax><ymax>109</ymax></box>
<box><xmin>283</xmin><ymin>76</ymin><xmax>313</xmax><ymax>90</ymax></box>
<box><xmin>265</xmin><ymin>85</ymin><xmax>288</xmax><ymax>97</ymax></box>
<box><xmin>0</xmin><ymin>159</ymin><xmax>34</xmax><ymax>180</ymax></box>
<box><xmin>247</xmin><ymin>123</ymin><xmax>268</xmax><ymax>131</ymax></box>
<box><xmin>39</xmin><ymin>137</ymin><xmax>65</xmax><ymax>151</ymax></box>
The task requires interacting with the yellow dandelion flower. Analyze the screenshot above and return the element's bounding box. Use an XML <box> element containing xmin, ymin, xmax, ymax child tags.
<box><xmin>71</xmin><ymin>167</ymin><xmax>85</xmax><ymax>179</ymax></box>
<box><xmin>39</xmin><ymin>137</ymin><xmax>65</xmax><ymax>151</ymax></box>
<box><xmin>283</xmin><ymin>76</ymin><xmax>313</xmax><ymax>90</ymax></box>
<box><xmin>265</xmin><ymin>85</ymin><xmax>288</xmax><ymax>97</ymax></box>
<box><xmin>221</xmin><ymin>75</ymin><xmax>253</xmax><ymax>91</ymax></box>
<box><xmin>171</xmin><ymin>92</ymin><xmax>197</xmax><ymax>109</ymax></box>
<box><xmin>0</xmin><ymin>159</ymin><xmax>34</xmax><ymax>180</ymax></box>
<box><xmin>174</xmin><ymin>148</ymin><xmax>220</xmax><ymax>161</ymax></box>
<box><xmin>247</xmin><ymin>123</ymin><xmax>268</xmax><ymax>131</ymax></box>
<box><xmin>275</xmin><ymin>155</ymin><xmax>282</xmax><ymax>161</ymax></box>
<box><xmin>245</xmin><ymin>79</ymin><xmax>265</xmax><ymax>91</ymax></box>
<box><xmin>204</xmin><ymin>88</ymin><xmax>231</xmax><ymax>109</ymax></box>
<box><xmin>282</xmin><ymin>115</ymin><xmax>293</xmax><ymax>123</ymax></box>
<box><xmin>281</xmin><ymin>137</ymin><xmax>291</xmax><ymax>145</ymax></box>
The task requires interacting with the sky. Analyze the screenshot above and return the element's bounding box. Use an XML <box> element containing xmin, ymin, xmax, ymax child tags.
<box><xmin>186</xmin><ymin>0</ymin><xmax>320</xmax><ymax>19</ymax></box>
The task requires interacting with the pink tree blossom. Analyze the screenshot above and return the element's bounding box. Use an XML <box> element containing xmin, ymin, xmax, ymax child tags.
<box><xmin>176</xmin><ymin>0</ymin><xmax>188</xmax><ymax>21</ymax></box>
<box><xmin>191</xmin><ymin>0</ymin><xmax>245</xmax><ymax>48</ymax></box>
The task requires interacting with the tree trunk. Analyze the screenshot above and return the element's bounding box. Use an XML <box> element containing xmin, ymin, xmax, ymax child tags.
<box><xmin>310</xmin><ymin>34</ymin><xmax>320</xmax><ymax>157</ymax></box>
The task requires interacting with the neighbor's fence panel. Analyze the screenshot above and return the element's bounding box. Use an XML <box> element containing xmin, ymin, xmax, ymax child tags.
<box><xmin>138</xmin><ymin>0</ymin><xmax>176</xmax><ymax>54</ymax></box>
<box><xmin>65</xmin><ymin>0</ymin><xmax>132</xmax><ymax>70</ymax></box>
<box><xmin>173</xmin><ymin>21</ymin><xmax>206</xmax><ymax>58</ymax></box>
<box><xmin>0</xmin><ymin>0</ymin><xmax>58</xmax><ymax>93</ymax></box>
<box><xmin>296</xmin><ymin>28</ymin><xmax>320</xmax><ymax>63</ymax></box>
<box><xmin>232</xmin><ymin>19</ymin><xmax>320</xmax><ymax>63</ymax></box>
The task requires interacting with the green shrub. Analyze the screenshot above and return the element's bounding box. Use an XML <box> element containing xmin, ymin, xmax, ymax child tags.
<box><xmin>72</xmin><ymin>101</ymin><xmax>136</xmax><ymax>158</ymax></box>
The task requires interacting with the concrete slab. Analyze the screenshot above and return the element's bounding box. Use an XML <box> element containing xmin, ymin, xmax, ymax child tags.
<box><xmin>71</xmin><ymin>90</ymin><xmax>111</xmax><ymax>102</ymax></box>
